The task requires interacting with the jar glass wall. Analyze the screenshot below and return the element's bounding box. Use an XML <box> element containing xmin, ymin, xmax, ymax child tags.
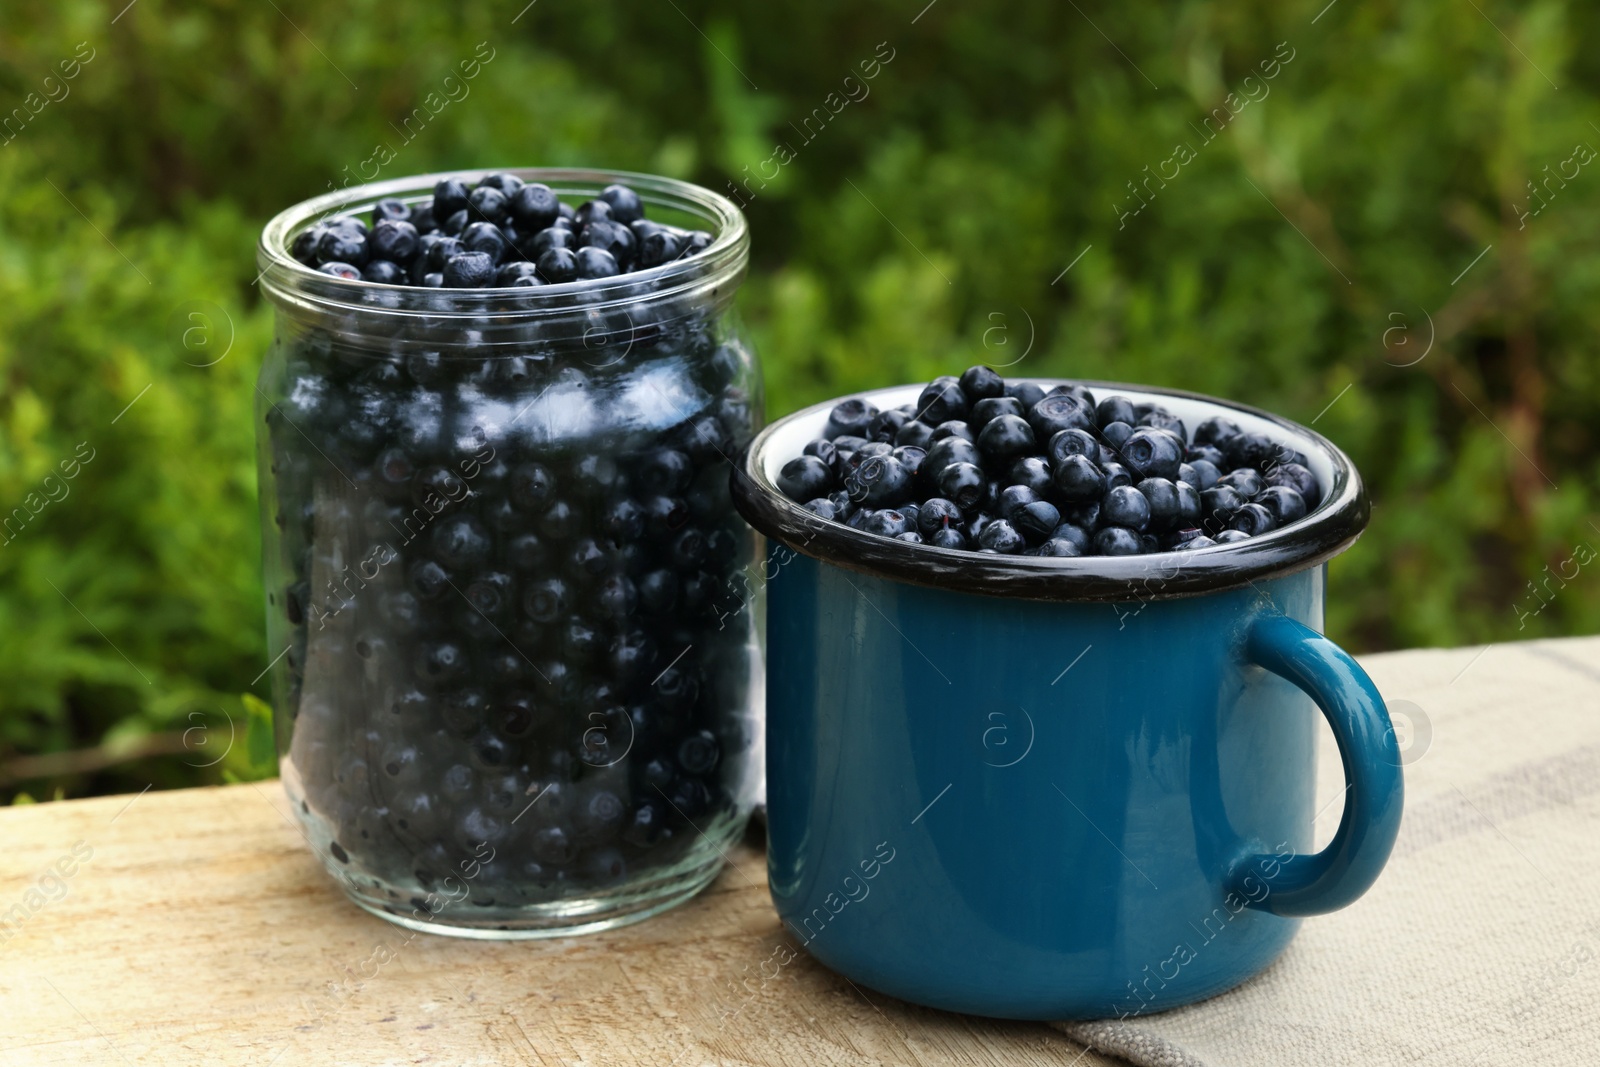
<box><xmin>255</xmin><ymin>169</ymin><xmax>763</xmax><ymax>937</ymax></box>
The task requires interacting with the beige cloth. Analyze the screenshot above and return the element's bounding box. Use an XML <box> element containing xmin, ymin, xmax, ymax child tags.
<box><xmin>1052</xmin><ymin>635</ymin><xmax>1600</xmax><ymax>1067</ymax></box>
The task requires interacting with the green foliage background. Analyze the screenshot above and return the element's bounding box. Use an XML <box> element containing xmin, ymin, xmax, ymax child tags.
<box><xmin>0</xmin><ymin>0</ymin><xmax>1595</xmax><ymax>799</ymax></box>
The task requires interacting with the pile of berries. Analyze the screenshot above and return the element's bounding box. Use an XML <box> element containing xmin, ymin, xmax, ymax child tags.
<box><xmin>265</xmin><ymin>269</ymin><xmax>757</xmax><ymax>916</ymax></box>
<box><xmin>775</xmin><ymin>368</ymin><xmax>1320</xmax><ymax>557</ymax></box>
<box><xmin>291</xmin><ymin>174</ymin><xmax>713</xmax><ymax>287</ymax></box>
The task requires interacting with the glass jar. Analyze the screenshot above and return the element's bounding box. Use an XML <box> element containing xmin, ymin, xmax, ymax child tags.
<box><xmin>255</xmin><ymin>169</ymin><xmax>763</xmax><ymax>937</ymax></box>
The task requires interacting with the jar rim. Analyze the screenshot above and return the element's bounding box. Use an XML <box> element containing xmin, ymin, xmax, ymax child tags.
<box><xmin>731</xmin><ymin>379</ymin><xmax>1370</xmax><ymax>602</ymax></box>
<box><xmin>256</xmin><ymin>167</ymin><xmax>749</xmax><ymax>321</ymax></box>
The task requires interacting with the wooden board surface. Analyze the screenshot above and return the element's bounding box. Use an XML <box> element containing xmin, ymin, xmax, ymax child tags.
<box><xmin>0</xmin><ymin>781</ymin><xmax>1117</xmax><ymax>1066</ymax></box>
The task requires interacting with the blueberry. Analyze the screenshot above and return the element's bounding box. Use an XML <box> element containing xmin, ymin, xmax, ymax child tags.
<box><xmin>936</xmin><ymin>462</ymin><xmax>986</xmax><ymax>510</ymax></box>
<box><xmin>1008</xmin><ymin>456</ymin><xmax>1054</xmax><ymax>497</ymax></box>
<box><xmin>573</xmin><ymin>790</ymin><xmax>626</xmax><ymax>845</ymax></box>
<box><xmin>1004</xmin><ymin>381</ymin><xmax>1045</xmax><ymax>409</ymax></box>
<box><xmin>978</xmin><ymin>518</ymin><xmax>1026</xmax><ymax>554</ymax></box>
<box><xmin>1136</xmin><ymin>477</ymin><xmax>1181</xmax><ymax>530</ymax></box>
<box><xmin>290</xmin><ymin>224</ymin><xmax>326</xmax><ymax>264</ymax></box>
<box><xmin>465</xmin><ymin>572</ymin><xmax>513</xmax><ymax>618</ymax></box>
<box><xmin>1013</xmin><ymin>500</ymin><xmax>1061</xmax><ymax>543</ymax></box>
<box><xmin>598</xmin><ymin>184</ymin><xmax>644</xmax><ymax>224</ymax></box>
<box><xmin>561</xmin><ymin>537</ymin><xmax>605</xmax><ymax>580</ymax></box>
<box><xmin>668</xmin><ymin>527</ymin><xmax>708</xmax><ymax>570</ymax></box>
<box><xmin>1138</xmin><ymin>410</ymin><xmax>1186</xmax><ymax>439</ymax></box>
<box><xmin>868</xmin><ymin>408</ymin><xmax>909</xmax><ymax>443</ymax></box>
<box><xmin>1186</xmin><ymin>458</ymin><xmax>1221</xmax><ymax>490</ymax></box>
<box><xmin>677</xmin><ymin>231</ymin><xmax>714</xmax><ymax>258</ymax></box>
<box><xmin>1048</xmin><ymin>522</ymin><xmax>1092</xmax><ymax>552</ymax></box>
<box><xmin>317</xmin><ymin>228</ymin><xmax>369</xmax><ymax>268</ymax></box>
<box><xmin>361</xmin><ymin>259</ymin><xmax>405</xmax><ymax>284</ymax></box>
<box><xmin>1053</xmin><ymin>454</ymin><xmax>1105</xmax><ymax>503</ymax></box>
<box><xmin>417</xmin><ymin>641</ymin><xmax>468</xmax><ymax>686</ymax></box>
<box><xmin>1047</xmin><ymin>428</ymin><xmax>1100</xmax><ymax>466</ymax></box>
<box><xmin>640</xmin><ymin>495</ymin><xmax>688</xmax><ymax>537</ymax></box>
<box><xmin>975</xmin><ymin>416</ymin><xmax>1033</xmax><ymax>463</ymax></box>
<box><xmin>638</xmin><ymin>230</ymin><xmax>682</xmax><ymax>268</ymax></box>
<box><xmin>929</xmin><ymin>420</ymin><xmax>976</xmax><ymax>444</ymax></box>
<box><xmin>1050</xmin><ymin>383</ymin><xmax>1097</xmax><ymax>407</ymax></box>
<box><xmin>433</xmin><ymin>179</ymin><xmax>470</xmax><ymax>218</ymax></box>
<box><xmin>1121</xmin><ymin>428</ymin><xmax>1184</xmax><ymax>480</ymax></box>
<box><xmin>460</xmin><ymin>221</ymin><xmax>510</xmax><ymax>263</ymax></box>
<box><xmin>860</xmin><ymin>509</ymin><xmax>910</xmax><ymax>538</ymax></box>
<box><xmin>510</xmin><ymin>183</ymin><xmax>560</xmax><ymax>230</ymax></box>
<box><xmin>522</xmin><ymin>576</ymin><xmax>569</xmax><ymax>623</ymax></box>
<box><xmin>1257</xmin><ymin>485</ymin><xmax>1308</xmax><ymax>525</ymax></box>
<box><xmin>1036</xmin><ymin>538</ymin><xmax>1083</xmax><ymax>557</ymax></box>
<box><xmin>824</xmin><ymin>398</ymin><xmax>878</xmax><ymax>439</ymax></box>
<box><xmin>1063</xmin><ymin>499</ymin><xmax>1101</xmax><ymax>530</ymax></box>
<box><xmin>916</xmin><ymin>497</ymin><xmax>963</xmax><ymax>536</ymax></box>
<box><xmin>536</xmin><ymin>248</ymin><xmax>578</xmax><ymax>284</ymax></box>
<box><xmin>495</xmin><ymin>261</ymin><xmax>543</xmax><ymax>287</ymax></box>
<box><xmin>370</xmin><ymin>219</ymin><xmax>419</xmax><ymax>263</ymax></box>
<box><xmin>777</xmin><ymin>456</ymin><xmax>835</xmax><ymax>502</ymax></box>
<box><xmin>443</xmin><ymin>251</ymin><xmax>495</xmax><ymax>288</ymax></box>
<box><xmin>804</xmin><ymin>498</ymin><xmax>838</xmax><ymax>520</ymax></box>
<box><xmin>970</xmin><ymin>396</ymin><xmax>1026</xmax><ymax>430</ymax></box>
<box><xmin>1101</xmin><ymin>421</ymin><xmax>1134</xmax><ymax>450</ymax></box>
<box><xmin>1102</xmin><ymin>485</ymin><xmax>1151</xmax><ymax>531</ymax></box>
<box><xmin>318</xmin><ymin>262</ymin><xmax>362</xmax><ymax>280</ymax></box>
<box><xmin>614</xmin><ymin>565</ymin><xmax>671</xmax><ymax>616</ymax></box>
<box><xmin>1093</xmin><ymin>526</ymin><xmax>1144</xmax><ymax>555</ymax></box>
<box><xmin>1217</xmin><ymin>467</ymin><xmax>1264</xmax><ymax>498</ymax></box>
<box><xmin>1200</xmin><ymin>485</ymin><xmax>1247</xmax><ymax>530</ymax></box>
<box><xmin>916</xmin><ymin>376</ymin><xmax>968</xmax><ymax>424</ymax></box>
<box><xmin>576</xmin><ymin>199</ymin><xmax>612</xmax><ymax>227</ymax></box>
<box><xmin>480</xmin><ymin>173</ymin><xmax>526</xmax><ymax>198</ymax></box>
<box><xmin>409</xmin><ymin>559</ymin><xmax>451</xmax><ymax>600</ymax></box>
<box><xmin>433</xmin><ymin>514</ymin><xmax>491</xmax><ymax>567</ymax></box>
<box><xmin>575</xmin><ymin>246</ymin><xmax>621</xmax><ymax>279</ymax></box>
<box><xmin>677</xmin><ymin>729</ymin><xmax>720</xmax><ymax>774</ymax></box>
<box><xmin>1264</xmin><ymin>462</ymin><xmax>1319</xmax><ymax>507</ymax></box>
<box><xmin>1096</xmin><ymin>395</ymin><xmax>1137</xmax><ymax>428</ymax></box>
<box><xmin>996</xmin><ymin>485</ymin><xmax>1039</xmax><ymax>521</ymax></box>
<box><xmin>930</xmin><ymin>526</ymin><xmax>968</xmax><ymax>550</ymax></box>
<box><xmin>890</xmin><ymin>445</ymin><xmax>926</xmax><ymax>478</ymax></box>
<box><xmin>1214</xmin><ymin>529</ymin><xmax>1251</xmax><ymax>544</ymax></box>
<box><xmin>529</xmin><ymin>826</ymin><xmax>576</xmax><ymax>866</ymax></box>
<box><xmin>1101</xmin><ymin>461</ymin><xmax>1133</xmax><ymax>491</ymax></box>
<box><xmin>1175</xmin><ymin>481</ymin><xmax>1202</xmax><ymax>527</ymax></box>
<box><xmin>580</xmin><ymin>220</ymin><xmax>635</xmax><ymax>265</ymax></box>
<box><xmin>1224</xmin><ymin>432</ymin><xmax>1279</xmax><ymax>471</ymax></box>
<box><xmin>851</xmin><ymin>454</ymin><xmax>915</xmax><ymax>506</ymax></box>
<box><xmin>1194</xmin><ymin>416</ymin><xmax>1242</xmax><ymax>448</ymax></box>
<box><xmin>531</xmin><ymin>226</ymin><xmax>576</xmax><ymax>257</ymax></box>
<box><xmin>802</xmin><ymin>438</ymin><xmax>838</xmax><ymax>466</ymax></box>
<box><xmin>924</xmin><ymin>435</ymin><xmax>981</xmax><ymax>475</ymax></box>
<box><xmin>959</xmin><ymin>365</ymin><xmax>1005</xmax><ymax>401</ymax></box>
<box><xmin>894</xmin><ymin>419</ymin><xmax>935</xmax><ymax>449</ymax></box>
<box><xmin>561</xmin><ymin>618</ymin><xmax>603</xmax><ymax>662</ymax></box>
<box><xmin>466</xmin><ymin>186</ymin><xmax>509</xmax><ymax>225</ymax></box>
<box><xmin>1029</xmin><ymin>394</ymin><xmax>1096</xmax><ymax>439</ymax></box>
<box><xmin>1229</xmin><ymin>502</ymin><xmax>1278</xmax><ymax>536</ymax></box>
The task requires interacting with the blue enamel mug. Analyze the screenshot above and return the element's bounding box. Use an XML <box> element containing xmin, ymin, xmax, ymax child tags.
<box><xmin>731</xmin><ymin>381</ymin><xmax>1403</xmax><ymax>1020</ymax></box>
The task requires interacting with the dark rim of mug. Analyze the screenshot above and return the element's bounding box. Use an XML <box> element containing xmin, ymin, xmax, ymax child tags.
<box><xmin>732</xmin><ymin>380</ymin><xmax>1369</xmax><ymax>602</ymax></box>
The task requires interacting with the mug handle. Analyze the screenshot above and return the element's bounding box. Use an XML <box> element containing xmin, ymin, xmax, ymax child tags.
<box><xmin>1230</xmin><ymin>613</ymin><xmax>1404</xmax><ymax>918</ymax></box>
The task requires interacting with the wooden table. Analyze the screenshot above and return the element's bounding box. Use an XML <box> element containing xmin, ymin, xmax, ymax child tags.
<box><xmin>0</xmin><ymin>781</ymin><xmax>1116</xmax><ymax>1066</ymax></box>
